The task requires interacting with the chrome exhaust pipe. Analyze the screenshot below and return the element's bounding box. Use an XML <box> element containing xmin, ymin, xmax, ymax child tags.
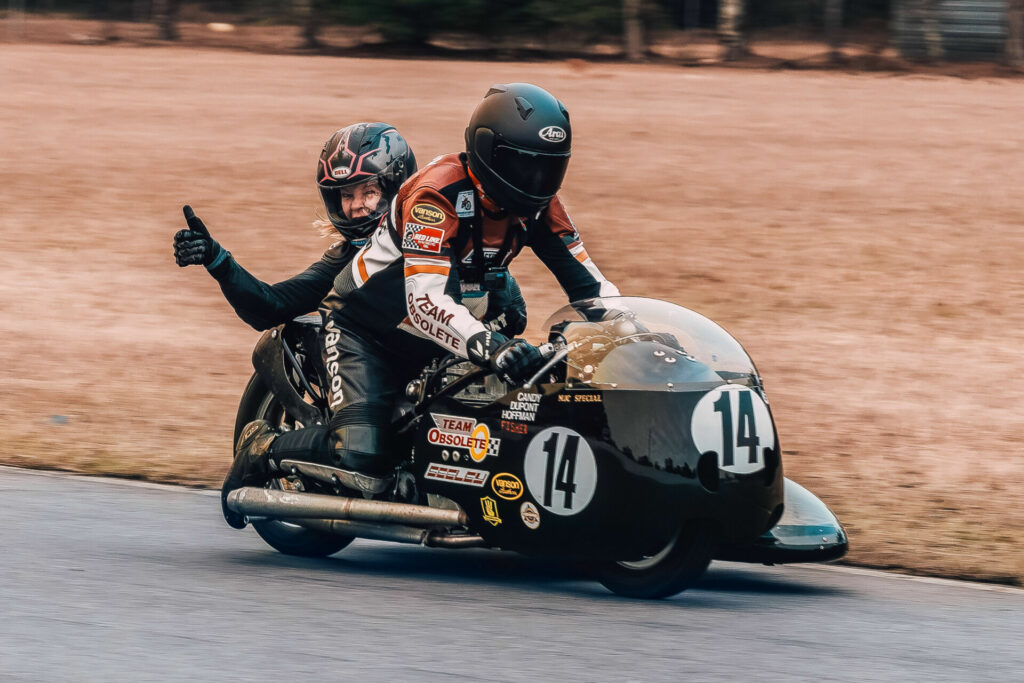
<box><xmin>226</xmin><ymin>487</ymin><xmax>468</xmax><ymax>528</ymax></box>
<box><xmin>294</xmin><ymin>518</ymin><xmax>486</xmax><ymax>548</ymax></box>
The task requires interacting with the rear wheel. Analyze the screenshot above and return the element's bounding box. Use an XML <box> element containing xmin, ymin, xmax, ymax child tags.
<box><xmin>233</xmin><ymin>372</ymin><xmax>354</xmax><ymax>558</ymax></box>
<box><xmin>595</xmin><ymin>522</ymin><xmax>713</xmax><ymax>599</ymax></box>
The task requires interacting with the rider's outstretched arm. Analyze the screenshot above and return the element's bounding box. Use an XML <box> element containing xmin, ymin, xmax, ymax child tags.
<box><xmin>175</xmin><ymin>205</ymin><xmax>356</xmax><ymax>330</ymax></box>
<box><xmin>527</xmin><ymin>196</ymin><xmax>620</xmax><ymax>303</ymax></box>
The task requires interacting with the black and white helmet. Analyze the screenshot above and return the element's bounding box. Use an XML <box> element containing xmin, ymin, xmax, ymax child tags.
<box><xmin>317</xmin><ymin>122</ymin><xmax>416</xmax><ymax>241</ymax></box>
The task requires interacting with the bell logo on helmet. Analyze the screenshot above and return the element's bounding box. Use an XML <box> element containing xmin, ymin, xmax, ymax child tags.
<box><xmin>332</xmin><ymin>166</ymin><xmax>351</xmax><ymax>179</ymax></box>
<box><xmin>538</xmin><ymin>126</ymin><xmax>566</xmax><ymax>143</ymax></box>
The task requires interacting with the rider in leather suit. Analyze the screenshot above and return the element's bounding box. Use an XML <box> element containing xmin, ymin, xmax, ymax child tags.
<box><xmin>220</xmin><ymin>84</ymin><xmax>618</xmax><ymax>529</ymax></box>
<box><xmin>173</xmin><ymin>122</ymin><xmax>529</xmax><ymax>334</ymax></box>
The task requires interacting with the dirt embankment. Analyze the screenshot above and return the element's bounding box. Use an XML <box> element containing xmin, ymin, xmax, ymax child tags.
<box><xmin>1</xmin><ymin>24</ymin><xmax>1021</xmax><ymax>585</ymax></box>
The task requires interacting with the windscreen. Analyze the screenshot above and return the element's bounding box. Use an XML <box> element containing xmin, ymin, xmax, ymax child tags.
<box><xmin>543</xmin><ymin>297</ymin><xmax>761</xmax><ymax>391</ymax></box>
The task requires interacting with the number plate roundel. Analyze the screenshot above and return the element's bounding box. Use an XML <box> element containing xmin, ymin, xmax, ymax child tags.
<box><xmin>523</xmin><ymin>427</ymin><xmax>597</xmax><ymax>516</ymax></box>
<box><xmin>691</xmin><ymin>385</ymin><xmax>774</xmax><ymax>474</ymax></box>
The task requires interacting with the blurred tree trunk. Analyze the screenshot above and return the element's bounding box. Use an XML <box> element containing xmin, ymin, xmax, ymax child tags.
<box><xmin>295</xmin><ymin>0</ymin><xmax>321</xmax><ymax>49</ymax></box>
<box><xmin>623</xmin><ymin>0</ymin><xmax>644</xmax><ymax>61</ymax></box>
<box><xmin>1008</xmin><ymin>0</ymin><xmax>1024</xmax><ymax>66</ymax></box>
<box><xmin>152</xmin><ymin>0</ymin><xmax>179</xmax><ymax>41</ymax></box>
<box><xmin>717</xmin><ymin>0</ymin><xmax>746</xmax><ymax>60</ymax></box>
<box><xmin>906</xmin><ymin>0</ymin><xmax>943</xmax><ymax>61</ymax></box>
<box><xmin>683</xmin><ymin>0</ymin><xmax>699</xmax><ymax>30</ymax></box>
<box><xmin>824</xmin><ymin>0</ymin><xmax>843</xmax><ymax>61</ymax></box>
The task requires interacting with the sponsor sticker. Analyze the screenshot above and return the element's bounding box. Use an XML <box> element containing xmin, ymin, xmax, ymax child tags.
<box><xmin>428</xmin><ymin>413</ymin><xmax>500</xmax><ymax>461</ymax></box>
<box><xmin>402</xmin><ymin>223</ymin><xmax>444</xmax><ymax>254</ymax></box>
<box><xmin>410</xmin><ymin>202</ymin><xmax>446</xmax><ymax>226</ymax></box>
<box><xmin>455</xmin><ymin>190</ymin><xmax>475</xmax><ymax>218</ymax></box>
<box><xmin>520</xmin><ymin>502</ymin><xmax>540</xmax><ymax>530</ymax></box>
<box><xmin>500</xmin><ymin>390</ymin><xmax>542</xmax><ymax>423</ymax></box>
<box><xmin>424</xmin><ymin>463</ymin><xmax>489</xmax><ymax>487</ymax></box>
<box><xmin>491</xmin><ymin>472</ymin><xmax>523</xmax><ymax>501</ymax></box>
<box><xmin>480</xmin><ymin>496</ymin><xmax>502</xmax><ymax>526</ymax></box>
<box><xmin>558</xmin><ymin>392</ymin><xmax>602</xmax><ymax>403</ymax></box>
<box><xmin>331</xmin><ymin>166</ymin><xmax>351</xmax><ymax>178</ymax></box>
<box><xmin>691</xmin><ymin>385</ymin><xmax>774</xmax><ymax>475</ymax></box>
<box><xmin>538</xmin><ymin>125</ymin><xmax>566</xmax><ymax>143</ymax></box>
<box><xmin>501</xmin><ymin>420</ymin><xmax>528</xmax><ymax>435</ymax></box>
<box><xmin>523</xmin><ymin>426</ymin><xmax>597</xmax><ymax>516</ymax></box>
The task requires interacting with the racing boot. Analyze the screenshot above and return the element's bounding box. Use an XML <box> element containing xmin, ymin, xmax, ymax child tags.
<box><xmin>221</xmin><ymin>420</ymin><xmax>280</xmax><ymax>529</ymax></box>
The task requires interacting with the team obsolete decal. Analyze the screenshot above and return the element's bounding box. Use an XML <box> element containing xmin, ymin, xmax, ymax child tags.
<box><xmin>523</xmin><ymin>426</ymin><xmax>597</xmax><ymax>516</ymax></box>
<box><xmin>410</xmin><ymin>202</ymin><xmax>445</xmax><ymax>225</ymax></box>
<box><xmin>501</xmin><ymin>391</ymin><xmax>541</xmax><ymax>423</ymax></box>
<box><xmin>403</xmin><ymin>223</ymin><xmax>444</xmax><ymax>254</ymax></box>
<box><xmin>519</xmin><ymin>502</ymin><xmax>541</xmax><ymax>530</ymax></box>
<box><xmin>428</xmin><ymin>413</ymin><xmax>500</xmax><ymax>462</ymax></box>
<box><xmin>691</xmin><ymin>385</ymin><xmax>774</xmax><ymax>475</ymax></box>
<box><xmin>490</xmin><ymin>472</ymin><xmax>523</xmax><ymax>501</ymax></box>
<box><xmin>424</xmin><ymin>463</ymin><xmax>489</xmax><ymax>487</ymax></box>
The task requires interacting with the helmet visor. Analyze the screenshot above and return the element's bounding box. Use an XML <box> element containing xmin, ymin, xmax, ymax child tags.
<box><xmin>491</xmin><ymin>144</ymin><xmax>570</xmax><ymax>200</ymax></box>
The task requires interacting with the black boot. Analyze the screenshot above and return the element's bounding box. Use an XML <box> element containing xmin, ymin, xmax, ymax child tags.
<box><xmin>221</xmin><ymin>420</ymin><xmax>279</xmax><ymax>529</ymax></box>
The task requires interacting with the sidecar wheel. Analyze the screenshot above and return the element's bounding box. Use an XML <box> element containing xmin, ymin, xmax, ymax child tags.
<box><xmin>235</xmin><ymin>372</ymin><xmax>354</xmax><ymax>558</ymax></box>
<box><xmin>596</xmin><ymin>522</ymin><xmax>713</xmax><ymax>599</ymax></box>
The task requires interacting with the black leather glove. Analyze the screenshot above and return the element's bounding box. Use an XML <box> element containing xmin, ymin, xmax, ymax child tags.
<box><xmin>467</xmin><ymin>330</ymin><xmax>546</xmax><ymax>384</ymax></box>
<box><xmin>174</xmin><ymin>205</ymin><xmax>225</xmax><ymax>267</ymax></box>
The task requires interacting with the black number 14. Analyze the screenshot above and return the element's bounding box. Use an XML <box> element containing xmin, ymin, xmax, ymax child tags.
<box><xmin>712</xmin><ymin>390</ymin><xmax>760</xmax><ymax>467</ymax></box>
<box><xmin>542</xmin><ymin>432</ymin><xmax>579</xmax><ymax>509</ymax></box>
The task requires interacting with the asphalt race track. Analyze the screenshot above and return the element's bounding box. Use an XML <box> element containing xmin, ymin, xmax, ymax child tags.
<box><xmin>0</xmin><ymin>466</ymin><xmax>1020</xmax><ymax>682</ymax></box>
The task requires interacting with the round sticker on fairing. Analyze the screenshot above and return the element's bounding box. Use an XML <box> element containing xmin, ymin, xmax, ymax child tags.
<box><xmin>523</xmin><ymin>427</ymin><xmax>597</xmax><ymax>516</ymax></box>
<box><xmin>691</xmin><ymin>385</ymin><xmax>774</xmax><ymax>474</ymax></box>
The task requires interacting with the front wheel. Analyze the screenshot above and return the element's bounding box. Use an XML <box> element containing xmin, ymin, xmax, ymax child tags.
<box><xmin>234</xmin><ymin>372</ymin><xmax>354</xmax><ymax>558</ymax></box>
<box><xmin>595</xmin><ymin>522</ymin><xmax>713</xmax><ymax>599</ymax></box>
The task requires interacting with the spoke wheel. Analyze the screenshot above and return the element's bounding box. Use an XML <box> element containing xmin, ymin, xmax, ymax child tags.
<box><xmin>234</xmin><ymin>373</ymin><xmax>354</xmax><ymax>558</ymax></box>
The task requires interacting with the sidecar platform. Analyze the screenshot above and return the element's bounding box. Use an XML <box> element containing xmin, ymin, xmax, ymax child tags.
<box><xmin>713</xmin><ymin>478</ymin><xmax>848</xmax><ymax>564</ymax></box>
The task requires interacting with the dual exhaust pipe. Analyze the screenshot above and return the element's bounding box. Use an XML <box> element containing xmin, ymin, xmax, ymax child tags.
<box><xmin>225</xmin><ymin>487</ymin><xmax>485</xmax><ymax>548</ymax></box>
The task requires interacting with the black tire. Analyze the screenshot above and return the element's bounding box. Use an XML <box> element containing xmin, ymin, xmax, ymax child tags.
<box><xmin>595</xmin><ymin>522</ymin><xmax>713</xmax><ymax>599</ymax></box>
<box><xmin>233</xmin><ymin>372</ymin><xmax>354</xmax><ymax>558</ymax></box>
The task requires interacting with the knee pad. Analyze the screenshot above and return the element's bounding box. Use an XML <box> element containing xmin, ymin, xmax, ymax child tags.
<box><xmin>328</xmin><ymin>403</ymin><xmax>395</xmax><ymax>474</ymax></box>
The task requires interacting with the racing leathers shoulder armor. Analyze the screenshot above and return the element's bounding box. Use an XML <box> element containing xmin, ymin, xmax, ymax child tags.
<box><xmin>322</xmin><ymin>152</ymin><xmax>618</xmax><ymax>357</ymax></box>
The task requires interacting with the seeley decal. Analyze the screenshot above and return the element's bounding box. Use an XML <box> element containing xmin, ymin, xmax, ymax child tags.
<box><xmin>424</xmin><ymin>463</ymin><xmax>489</xmax><ymax>487</ymax></box>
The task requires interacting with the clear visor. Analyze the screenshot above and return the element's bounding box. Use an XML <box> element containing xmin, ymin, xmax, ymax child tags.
<box><xmin>491</xmin><ymin>145</ymin><xmax>570</xmax><ymax>199</ymax></box>
<box><xmin>318</xmin><ymin>177</ymin><xmax>381</xmax><ymax>226</ymax></box>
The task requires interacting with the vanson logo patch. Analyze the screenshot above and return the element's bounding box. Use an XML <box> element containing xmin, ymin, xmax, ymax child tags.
<box><xmin>410</xmin><ymin>203</ymin><xmax>445</xmax><ymax>225</ymax></box>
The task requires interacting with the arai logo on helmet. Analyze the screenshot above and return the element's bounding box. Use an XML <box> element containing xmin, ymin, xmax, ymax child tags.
<box><xmin>538</xmin><ymin>126</ymin><xmax>566</xmax><ymax>143</ymax></box>
<box><xmin>332</xmin><ymin>166</ymin><xmax>351</xmax><ymax>179</ymax></box>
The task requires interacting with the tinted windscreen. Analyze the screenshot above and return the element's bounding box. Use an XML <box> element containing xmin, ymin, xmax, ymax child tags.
<box><xmin>491</xmin><ymin>145</ymin><xmax>570</xmax><ymax>198</ymax></box>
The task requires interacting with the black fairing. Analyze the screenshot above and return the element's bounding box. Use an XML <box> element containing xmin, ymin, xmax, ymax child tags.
<box><xmin>413</xmin><ymin>382</ymin><xmax>784</xmax><ymax>562</ymax></box>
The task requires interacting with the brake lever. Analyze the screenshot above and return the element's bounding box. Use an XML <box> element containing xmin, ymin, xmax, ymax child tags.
<box><xmin>522</xmin><ymin>343</ymin><xmax>569</xmax><ymax>389</ymax></box>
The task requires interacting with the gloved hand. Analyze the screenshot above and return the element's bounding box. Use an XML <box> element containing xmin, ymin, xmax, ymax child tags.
<box><xmin>174</xmin><ymin>205</ymin><xmax>225</xmax><ymax>267</ymax></box>
<box><xmin>467</xmin><ymin>331</ymin><xmax>547</xmax><ymax>384</ymax></box>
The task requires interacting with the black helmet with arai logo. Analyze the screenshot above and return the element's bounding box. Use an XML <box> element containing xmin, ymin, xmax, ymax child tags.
<box><xmin>464</xmin><ymin>83</ymin><xmax>571</xmax><ymax>217</ymax></box>
<box><xmin>317</xmin><ymin>122</ymin><xmax>417</xmax><ymax>241</ymax></box>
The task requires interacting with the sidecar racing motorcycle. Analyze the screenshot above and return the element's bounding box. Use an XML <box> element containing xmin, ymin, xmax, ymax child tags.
<box><xmin>225</xmin><ymin>296</ymin><xmax>847</xmax><ymax>598</ymax></box>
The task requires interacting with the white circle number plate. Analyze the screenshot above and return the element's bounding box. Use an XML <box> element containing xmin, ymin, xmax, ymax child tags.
<box><xmin>691</xmin><ymin>385</ymin><xmax>774</xmax><ymax>474</ymax></box>
<box><xmin>523</xmin><ymin>427</ymin><xmax>597</xmax><ymax>516</ymax></box>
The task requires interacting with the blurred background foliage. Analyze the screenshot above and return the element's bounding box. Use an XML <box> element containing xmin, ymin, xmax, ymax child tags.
<box><xmin>17</xmin><ymin>0</ymin><xmax>891</xmax><ymax>42</ymax></box>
